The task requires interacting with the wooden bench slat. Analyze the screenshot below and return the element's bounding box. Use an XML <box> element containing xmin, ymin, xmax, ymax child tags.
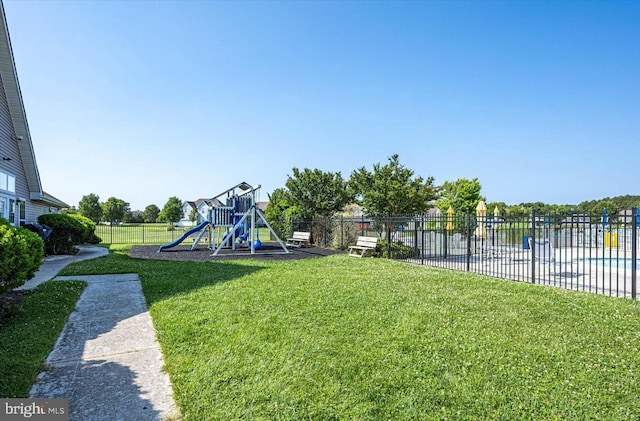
<box><xmin>286</xmin><ymin>231</ymin><xmax>311</xmax><ymax>248</ymax></box>
<box><xmin>348</xmin><ymin>236</ymin><xmax>378</xmax><ymax>257</ymax></box>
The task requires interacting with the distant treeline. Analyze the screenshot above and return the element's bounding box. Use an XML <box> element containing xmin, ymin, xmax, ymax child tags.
<box><xmin>486</xmin><ymin>195</ymin><xmax>640</xmax><ymax>216</ymax></box>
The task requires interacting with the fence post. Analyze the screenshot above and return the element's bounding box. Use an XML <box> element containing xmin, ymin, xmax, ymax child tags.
<box><xmin>466</xmin><ymin>213</ymin><xmax>472</xmax><ymax>272</ymax></box>
<box><xmin>421</xmin><ymin>214</ymin><xmax>425</xmax><ymax>265</ymax></box>
<box><xmin>632</xmin><ymin>207</ymin><xmax>638</xmax><ymax>299</ymax></box>
<box><xmin>386</xmin><ymin>216</ymin><xmax>391</xmax><ymax>258</ymax></box>
<box><xmin>413</xmin><ymin>216</ymin><xmax>419</xmax><ymax>259</ymax></box>
<box><xmin>443</xmin><ymin>222</ymin><xmax>448</xmax><ymax>260</ymax></box>
<box><xmin>530</xmin><ymin>210</ymin><xmax>536</xmax><ymax>284</ymax></box>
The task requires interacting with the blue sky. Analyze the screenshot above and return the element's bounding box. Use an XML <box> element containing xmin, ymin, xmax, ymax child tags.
<box><xmin>4</xmin><ymin>0</ymin><xmax>639</xmax><ymax>210</ymax></box>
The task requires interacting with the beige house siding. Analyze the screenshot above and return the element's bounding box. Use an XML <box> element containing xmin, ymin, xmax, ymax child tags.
<box><xmin>0</xmin><ymin>2</ymin><xmax>68</xmax><ymax>225</ymax></box>
<box><xmin>26</xmin><ymin>201</ymin><xmax>49</xmax><ymax>223</ymax></box>
<box><xmin>0</xmin><ymin>70</ymin><xmax>30</xmax><ymax>200</ymax></box>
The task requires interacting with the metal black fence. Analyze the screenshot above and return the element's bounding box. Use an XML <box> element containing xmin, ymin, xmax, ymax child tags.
<box><xmin>94</xmin><ymin>223</ymin><xmax>277</xmax><ymax>246</ymax></box>
<box><xmin>293</xmin><ymin>208</ymin><xmax>640</xmax><ymax>300</ymax></box>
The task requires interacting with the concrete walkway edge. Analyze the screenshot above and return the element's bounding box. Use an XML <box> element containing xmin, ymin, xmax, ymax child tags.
<box><xmin>21</xmin><ymin>246</ymin><xmax>179</xmax><ymax>421</ymax></box>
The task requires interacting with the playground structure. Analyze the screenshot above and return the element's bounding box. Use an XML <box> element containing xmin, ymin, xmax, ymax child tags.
<box><xmin>157</xmin><ymin>220</ymin><xmax>212</xmax><ymax>252</ymax></box>
<box><xmin>158</xmin><ymin>182</ymin><xmax>290</xmax><ymax>256</ymax></box>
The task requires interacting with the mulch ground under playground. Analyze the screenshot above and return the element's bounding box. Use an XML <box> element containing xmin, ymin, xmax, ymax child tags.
<box><xmin>130</xmin><ymin>242</ymin><xmax>343</xmax><ymax>262</ymax></box>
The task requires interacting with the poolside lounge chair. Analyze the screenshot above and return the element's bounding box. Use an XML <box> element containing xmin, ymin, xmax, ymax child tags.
<box><xmin>528</xmin><ymin>238</ymin><xmax>554</xmax><ymax>262</ymax></box>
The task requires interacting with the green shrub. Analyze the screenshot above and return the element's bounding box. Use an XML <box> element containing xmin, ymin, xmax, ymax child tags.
<box><xmin>37</xmin><ymin>213</ymin><xmax>101</xmax><ymax>255</ymax></box>
<box><xmin>0</xmin><ymin>224</ymin><xmax>44</xmax><ymax>293</ymax></box>
<box><xmin>375</xmin><ymin>239</ymin><xmax>416</xmax><ymax>259</ymax></box>
<box><xmin>332</xmin><ymin>219</ymin><xmax>359</xmax><ymax>250</ymax></box>
<box><xmin>67</xmin><ymin>214</ymin><xmax>101</xmax><ymax>245</ymax></box>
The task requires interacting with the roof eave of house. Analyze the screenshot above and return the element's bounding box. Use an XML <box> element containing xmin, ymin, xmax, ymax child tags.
<box><xmin>0</xmin><ymin>3</ymin><xmax>42</xmax><ymax>197</ymax></box>
<box><xmin>30</xmin><ymin>191</ymin><xmax>69</xmax><ymax>209</ymax></box>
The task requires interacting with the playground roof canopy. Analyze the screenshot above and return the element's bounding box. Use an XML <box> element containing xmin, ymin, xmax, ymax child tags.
<box><xmin>212</xmin><ymin>181</ymin><xmax>256</xmax><ymax>201</ymax></box>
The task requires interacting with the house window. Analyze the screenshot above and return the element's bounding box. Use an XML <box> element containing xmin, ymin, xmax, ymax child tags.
<box><xmin>0</xmin><ymin>197</ymin><xmax>23</xmax><ymax>226</ymax></box>
<box><xmin>18</xmin><ymin>199</ymin><xmax>25</xmax><ymax>226</ymax></box>
<box><xmin>8</xmin><ymin>198</ymin><xmax>15</xmax><ymax>225</ymax></box>
<box><xmin>0</xmin><ymin>171</ymin><xmax>16</xmax><ymax>193</ymax></box>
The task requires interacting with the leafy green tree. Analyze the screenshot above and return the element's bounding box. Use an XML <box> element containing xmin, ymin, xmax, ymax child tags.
<box><xmin>591</xmin><ymin>199</ymin><xmax>618</xmax><ymax>217</ymax></box>
<box><xmin>189</xmin><ymin>207</ymin><xmax>198</xmax><ymax>224</ymax></box>
<box><xmin>101</xmin><ymin>197</ymin><xmax>130</xmax><ymax>224</ymax></box>
<box><xmin>435</xmin><ymin>178</ymin><xmax>484</xmax><ymax>215</ymax></box>
<box><xmin>611</xmin><ymin>195</ymin><xmax>640</xmax><ymax>211</ymax></box>
<box><xmin>504</xmin><ymin>204</ymin><xmax>528</xmax><ymax>216</ymax></box>
<box><xmin>486</xmin><ymin>201</ymin><xmax>507</xmax><ymax>218</ymax></box>
<box><xmin>78</xmin><ymin>193</ymin><xmax>102</xmax><ymax>223</ymax></box>
<box><xmin>158</xmin><ymin>196</ymin><xmax>183</xmax><ymax>224</ymax></box>
<box><xmin>550</xmin><ymin>204</ymin><xmax>574</xmax><ymax>214</ymax></box>
<box><xmin>350</xmin><ymin>154</ymin><xmax>437</xmax><ymax>216</ymax></box>
<box><xmin>123</xmin><ymin>210</ymin><xmax>144</xmax><ymax>223</ymax></box>
<box><xmin>142</xmin><ymin>204</ymin><xmax>160</xmax><ymax>223</ymax></box>
<box><xmin>265</xmin><ymin>188</ymin><xmax>303</xmax><ymax>238</ymax></box>
<box><xmin>62</xmin><ymin>206</ymin><xmax>77</xmax><ymax>215</ymax></box>
<box><xmin>519</xmin><ymin>202</ymin><xmax>555</xmax><ymax>214</ymax></box>
<box><xmin>285</xmin><ymin>168</ymin><xmax>352</xmax><ymax>218</ymax></box>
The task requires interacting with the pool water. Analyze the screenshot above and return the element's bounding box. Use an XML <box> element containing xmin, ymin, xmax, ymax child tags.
<box><xmin>579</xmin><ymin>257</ymin><xmax>640</xmax><ymax>270</ymax></box>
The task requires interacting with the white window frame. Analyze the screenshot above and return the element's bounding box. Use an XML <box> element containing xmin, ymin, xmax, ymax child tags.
<box><xmin>0</xmin><ymin>195</ymin><xmax>6</xmax><ymax>221</ymax></box>
<box><xmin>0</xmin><ymin>195</ymin><xmax>23</xmax><ymax>226</ymax></box>
<box><xmin>0</xmin><ymin>170</ymin><xmax>16</xmax><ymax>194</ymax></box>
<box><xmin>17</xmin><ymin>198</ymin><xmax>26</xmax><ymax>226</ymax></box>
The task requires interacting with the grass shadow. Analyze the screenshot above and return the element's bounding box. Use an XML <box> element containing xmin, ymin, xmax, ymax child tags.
<box><xmin>58</xmin><ymin>249</ymin><xmax>267</xmax><ymax>307</ymax></box>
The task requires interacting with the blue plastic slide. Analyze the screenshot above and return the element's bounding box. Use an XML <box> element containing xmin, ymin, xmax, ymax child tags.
<box><xmin>157</xmin><ymin>221</ymin><xmax>210</xmax><ymax>252</ymax></box>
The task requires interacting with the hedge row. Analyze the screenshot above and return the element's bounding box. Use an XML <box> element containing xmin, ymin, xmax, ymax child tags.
<box><xmin>37</xmin><ymin>214</ymin><xmax>101</xmax><ymax>255</ymax></box>
<box><xmin>0</xmin><ymin>219</ymin><xmax>44</xmax><ymax>293</ymax></box>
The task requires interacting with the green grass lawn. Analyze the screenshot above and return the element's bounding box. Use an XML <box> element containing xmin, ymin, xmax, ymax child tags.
<box><xmin>0</xmin><ymin>281</ymin><xmax>86</xmax><ymax>397</ymax></box>
<box><xmin>59</xmin><ymin>250</ymin><xmax>640</xmax><ymax>420</ymax></box>
<box><xmin>95</xmin><ymin>223</ymin><xmax>274</xmax><ymax>245</ymax></box>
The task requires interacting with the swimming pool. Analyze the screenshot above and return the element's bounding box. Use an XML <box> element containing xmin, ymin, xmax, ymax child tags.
<box><xmin>579</xmin><ymin>257</ymin><xmax>640</xmax><ymax>270</ymax></box>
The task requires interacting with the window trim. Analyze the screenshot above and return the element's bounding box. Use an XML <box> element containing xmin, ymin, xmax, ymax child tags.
<box><xmin>0</xmin><ymin>170</ymin><xmax>16</xmax><ymax>194</ymax></box>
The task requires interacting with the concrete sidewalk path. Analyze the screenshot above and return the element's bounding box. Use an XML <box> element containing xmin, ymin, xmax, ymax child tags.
<box><xmin>20</xmin><ymin>247</ymin><xmax>179</xmax><ymax>420</ymax></box>
<box><xmin>30</xmin><ymin>273</ymin><xmax>179</xmax><ymax>421</ymax></box>
<box><xmin>17</xmin><ymin>245</ymin><xmax>109</xmax><ymax>290</ymax></box>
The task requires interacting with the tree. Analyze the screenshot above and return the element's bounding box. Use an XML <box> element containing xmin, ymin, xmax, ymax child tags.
<box><xmin>158</xmin><ymin>197</ymin><xmax>183</xmax><ymax>224</ymax></box>
<box><xmin>591</xmin><ymin>199</ymin><xmax>618</xmax><ymax>218</ymax></box>
<box><xmin>123</xmin><ymin>210</ymin><xmax>144</xmax><ymax>223</ymax></box>
<box><xmin>101</xmin><ymin>197</ymin><xmax>130</xmax><ymax>224</ymax></box>
<box><xmin>265</xmin><ymin>188</ymin><xmax>303</xmax><ymax>239</ymax></box>
<box><xmin>142</xmin><ymin>204</ymin><xmax>160</xmax><ymax>223</ymax></box>
<box><xmin>189</xmin><ymin>207</ymin><xmax>198</xmax><ymax>224</ymax></box>
<box><xmin>435</xmin><ymin>178</ymin><xmax>484</xmax><ymax>215</ymax></box>
<box><xmin>62</xmin><ymin>206</ymin><xmax>77</xmax><ymax>215</ymax></box>
<box><xmin>486</xmin><ymin>201</ymin><xmax>508</xmax><ymax>217</ymax></box>
<box><xmin>349</xmin><ymin>154</ymin><xmax>437</xmax><ymax>216</ymax></box>
<box><xmin>78</xmin><ymin>193</ymin><xmax>102</xmax><ymax>223</ymax></box>
<box><xmin>285</xmin><ymin>168</ymin><xmax>352</xmax><ymax>218</ymax></box>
